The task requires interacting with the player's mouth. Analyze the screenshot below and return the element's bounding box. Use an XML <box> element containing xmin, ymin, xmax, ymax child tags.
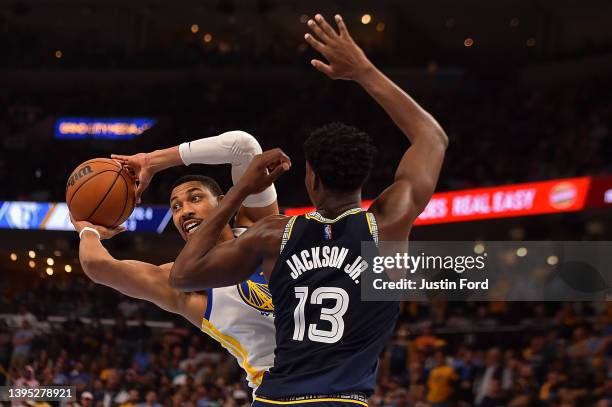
<box><xmin>183</xmin><ymin>219</ymin><xmax>203</xmax><ymax>235</ymax></box>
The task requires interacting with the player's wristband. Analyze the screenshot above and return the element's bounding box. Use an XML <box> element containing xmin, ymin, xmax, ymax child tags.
<box><xmin>79</xmin><ymin>227</ymin><xmax>101</xmax><ymax>240</ymax></box>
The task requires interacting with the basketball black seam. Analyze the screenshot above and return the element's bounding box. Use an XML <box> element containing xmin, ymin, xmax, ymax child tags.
<box><xmin>110</xmin><ymin>172</ymin><xmax>130</xmax><ymax>228</ymax></box>
<box><xmin>67</xmin><ymin>169</ymin><xmax>118</xmax><ymax>207</ymax></box>
<box><xmin>65</xmin><ymin>160</ymin><xmax>119</xmax><ymax>192</ymax></box>
<box><xmin>85</xmin><ymin>170</ymin><xmax>122</xmax><ymax>222</ymax></box>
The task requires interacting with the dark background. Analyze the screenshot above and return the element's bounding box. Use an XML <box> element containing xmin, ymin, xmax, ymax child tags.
<box><xmin>0</xmin><ymin>1</ymin><xmax>611</xmax><ymax>406</ymax></box>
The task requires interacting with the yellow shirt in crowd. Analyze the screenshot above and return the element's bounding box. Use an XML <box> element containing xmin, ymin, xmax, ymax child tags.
<box><xmin>427</xmin><ymin>365</ymin><xmax>459</xmax><ymax>403</ymax></box>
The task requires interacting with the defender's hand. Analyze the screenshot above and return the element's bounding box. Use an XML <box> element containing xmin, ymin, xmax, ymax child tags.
<box><xmin>111</xmin><ymin>153</ymin><xmax>152</xmax><ymax>204</ymax></box>
<box><xmin>304</xmin><ymin>14</ymin><xmax>372</xmax><ymax>81</ymax></box>
<box><xmin>237</xmin><ymin>148</ymin><xmax>291</xmax><ymax>196</ymax></box>
<box><xmin>70</xmin><ymin>215</ymin><xmax>126</xmax><ymax>240</ymax></box>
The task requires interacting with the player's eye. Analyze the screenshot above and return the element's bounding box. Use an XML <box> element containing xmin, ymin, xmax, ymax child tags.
<box><xmin>172</xmin><ymin>203</ymin><xmax>181</xmax><ymax>211</ymax></box>
<box><xmin>192</xmin><ymin>195</ymin><xmax>202</xmax><ymax>202</ymax></box>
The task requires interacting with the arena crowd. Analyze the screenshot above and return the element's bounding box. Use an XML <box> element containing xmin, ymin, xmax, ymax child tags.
<box><xmin>1</xmin><ymin>275</ymin><xmax>610</xmax><ymax>407</ymax></box>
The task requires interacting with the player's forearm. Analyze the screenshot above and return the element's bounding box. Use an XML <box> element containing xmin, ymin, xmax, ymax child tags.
<box><xmin>356</xmin><ymin>65</ymin><xmax>448</xmax><ymax>149</ymax></box>
<box><xmin>171</xmin><ymin>249</ymin><xmax>256</xmax><ymax>291</ymax></box>
<box><xmin>78</xmin><ymin>234</ymin><xmax>120</xmax><ymax>284</ymax></box>
<box><xmin>145</xmin><ymin>146</ymin><xmax>183</xmax><ymax>174</ymax></box>
<box><xmin>170</xmin><ymin>184</ymin><xmax>251</xmax><ymax>290</ymax></box>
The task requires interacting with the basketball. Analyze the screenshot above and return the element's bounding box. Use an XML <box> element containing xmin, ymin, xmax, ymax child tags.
<box><xmin>66</xmin><ymin>158</ymin><xmax>136</xmax><ymax>228</ymax></box>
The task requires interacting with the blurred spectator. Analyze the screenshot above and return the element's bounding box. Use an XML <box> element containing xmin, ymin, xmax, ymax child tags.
<box><xmin>13</xmin><ymin>365</ymin><xmax>39</xmax><ymax>387</ymax></box>
<box><xmin>137</xmin><ymin>390</ymin><xmax>162</xmax><ymax>407</ymax></box>
<box><xmin>474</xmin><ymin>348</ymin><xmax>503</xmax><ymax>405</ymax></box>
<box><xmin>476</xmin><ymin>378</ymin><xmax>506</xmax><ymax>407</ymax></box>
<box><xmin>426</xmin><ymin>349</ymin><xmax>458</xmax><ymax>406</ymax></box>
<box><xmin>79</xmin><ymin>391</ymin><xmax>94</xmax><ymax>407</ymax></box>
<box><xmin>10</xmin><ymin>321</ymin><xmax>35</xmax><ymax>370</ymax></box>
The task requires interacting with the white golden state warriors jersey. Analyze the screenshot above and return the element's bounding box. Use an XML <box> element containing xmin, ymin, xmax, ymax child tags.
<box><xmin>201</xmin><ymin>228</ymin><xmax>275</xmax><ymax>389</ymax></box>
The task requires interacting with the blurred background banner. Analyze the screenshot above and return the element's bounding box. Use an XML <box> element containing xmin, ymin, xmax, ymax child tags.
<box><xmin>55</xmin><ymin>117</ymin><xmax>156</xmax><ymax>140</ymax></box>
<box><xmin>0</xmin><ymin>202</ymin><xmax>172</xmax><ymax>233</ymax></box>
<box><xmin>1</xmin><ymin>175</ymin><xmax>610</xmax><ymax>233</ymax></box>
<box><xmin>1</xmin><ymin>174</ymin><xmax>609</xmax><ymax>232</ymax></box>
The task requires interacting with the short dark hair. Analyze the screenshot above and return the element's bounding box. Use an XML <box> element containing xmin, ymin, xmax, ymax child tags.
<box><xmin>303</xmin><ymin>122</ymin><xmax>376</xmax><ymax>192</ymax></box>
<box><xmin>171</xmin><ymin>174</ymin><xmax>223</xmax><ymax>197</ymax></box>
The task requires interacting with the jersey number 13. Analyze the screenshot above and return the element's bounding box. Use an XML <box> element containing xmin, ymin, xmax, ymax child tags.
<box><xmin>292</xmin><ymin>286</ymin><xmax>349</xmax><ymax>344</ymax></box>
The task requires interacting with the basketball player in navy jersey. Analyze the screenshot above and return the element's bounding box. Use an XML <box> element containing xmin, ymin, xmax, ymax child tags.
<box><xmin>169</xmin><ymin>14</ymin><xmax>448</xmax><ymax>406</ymax></box>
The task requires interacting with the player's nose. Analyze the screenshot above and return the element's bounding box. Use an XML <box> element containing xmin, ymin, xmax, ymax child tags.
<box><xmin>180</xmin><ymin>204</ymin><xmax>196</xmax><ymax>220</ymax></box>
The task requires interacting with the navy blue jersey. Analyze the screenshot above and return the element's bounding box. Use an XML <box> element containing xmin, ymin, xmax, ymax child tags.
<box><xmin>255</xmin><ymin>208</ymin><xmax>399</xmax><ymax>398</ymax></box>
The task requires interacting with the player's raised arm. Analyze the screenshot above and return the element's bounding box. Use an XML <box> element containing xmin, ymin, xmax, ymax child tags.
<box><xmin>71</xmin><ymin>218</ymin><xmax>204</xmax><ymax>326</ymax></box>
<box><xmin>169</xmin><ymin>149</ymin><xmax>290</xmax><ymax>291</ymax></box>
<box><xmin>111</xmin><ymin>131</ymin><xmax>279</xmax><ymax>225</ymax></box>
<box><xmin>305</xmin><ymin>14</ymin><xmax>448</xmax><ymax>240</ymax></box>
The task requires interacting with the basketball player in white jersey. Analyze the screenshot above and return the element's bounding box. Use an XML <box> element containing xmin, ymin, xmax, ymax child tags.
<box><xmin>70</xmin><ymin>131</ymin><xmax>279</xmax><ymax>390</ymax></box>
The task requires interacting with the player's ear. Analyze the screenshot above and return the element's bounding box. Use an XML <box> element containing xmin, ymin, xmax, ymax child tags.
<box><xmin>216</xmin><ymin>194</ymin><xmax>225</xmax><ymax>203</ymax></box>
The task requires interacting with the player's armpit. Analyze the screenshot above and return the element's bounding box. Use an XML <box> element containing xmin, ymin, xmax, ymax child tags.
<box><xmin>235</xmin><ymin>201</ymin><xmax>280</xmax><ymax>227</ymax></box>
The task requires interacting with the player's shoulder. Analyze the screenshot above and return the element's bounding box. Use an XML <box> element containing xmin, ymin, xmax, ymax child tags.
<box><xmin>250</xmin><ymin>214</ymin><xmax>291</xmax><ymax>234</ymax></box>
<box><xmin>237</xmin><ymin>214</ymin><xmax>289</xmax><ymax>253</ymax></box>
<box><xmin>159</xmin><ymin>262</ymin><xmax>173</xmax><ymax>271</ymax></box>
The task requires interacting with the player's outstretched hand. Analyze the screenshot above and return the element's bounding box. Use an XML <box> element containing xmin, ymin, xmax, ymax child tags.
<box><xmin>237</xmin><ymin>148</ymin><xmax>291</xmax><ymax>196</ymax></box>
<box><xmin>70</xmin><ymin>214</ymin><xmax>127</xmax><ymax>240</ymax></box>
<box><xmin>304</xmin><ymin>14</ymin><xmax>373</xmax><ymax>81</ymax></box>
<box><xmin>110</xmin><ymin>153</ymin><xmax>152</xmax><ymax>204</ymax></box>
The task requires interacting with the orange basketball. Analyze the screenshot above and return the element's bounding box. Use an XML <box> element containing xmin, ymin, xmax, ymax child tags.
<box><xmin>66</xmin><ymin>158</ymin><xmax>136</xmax><ymax>228</ymax></box>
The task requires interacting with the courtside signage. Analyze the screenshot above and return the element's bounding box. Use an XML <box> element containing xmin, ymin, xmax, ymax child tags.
<box><xmin>285</xmin><ymin>176</ymin><xmax>594</xmax><ymax>225</ymax></box>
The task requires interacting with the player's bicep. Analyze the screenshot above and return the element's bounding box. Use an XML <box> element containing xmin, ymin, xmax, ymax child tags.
<box><xmin>396</xmin><ymin>138</ymin><xmax>446</xmax><ymax>209</ymax></box>
<box><xmin>370</xmin><ymin>140</ymin><xmax>445</xmax><ymax>239</ymax></box>
<box><xmin>106</xmin><ymin>260</ymin><xmax>181</xmax><ymax>309</ymax></box>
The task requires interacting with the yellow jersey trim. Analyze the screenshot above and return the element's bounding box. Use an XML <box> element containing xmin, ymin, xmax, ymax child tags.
<box><xmin>365</xmin><ymin>212</ymin><xmax>379</xmax><ymax>246</ymax></box>
<box><xmin>201</xmin><ymin>318</ymin><xmax>264</xmax><ymax>387</ymax></box>
<box><xmin>254</xmin><ymin>397</ymin><xmax>368</xmax><ymax>407</ymax></box>
<box><xmin>280</xmin><ymin>216</ymin><xmax>297</xmax><ymax>253</ymax></box>
<box><xmin>304</xmin><ymin>208</ymin><xmax>363</xmax><ymax>224</ymax></box>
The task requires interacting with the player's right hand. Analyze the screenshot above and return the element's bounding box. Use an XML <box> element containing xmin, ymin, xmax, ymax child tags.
<box><xmin>110</xmin><ymin>153</ymin><xmax>152</xmax><ymax>204</ymax></box>
<box><xmin>304</xmin><ymin>14</ymin><xmax>373</xmax><ymax>81</ymax></box>
<box><xmin>70</xmin><ymin>214</ymin><xmax>127</xmax><ymax>240</ymax></box>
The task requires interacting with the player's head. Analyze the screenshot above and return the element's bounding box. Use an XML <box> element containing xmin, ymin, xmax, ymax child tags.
<box><xmin>169</xmin><ymin>174</ymin><xmax>223</xmax><ymax>241</ymax></box>
<box><xmin>303</xmin><ymin>122</ymin><xmax>376</xmax><ymax>206</ymax></box>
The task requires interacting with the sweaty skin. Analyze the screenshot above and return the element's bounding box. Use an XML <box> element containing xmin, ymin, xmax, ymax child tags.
<box><xmin>169</xmin><ymin>13</ymin><xmax>448</xmax><ymax>291</ymax></box>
